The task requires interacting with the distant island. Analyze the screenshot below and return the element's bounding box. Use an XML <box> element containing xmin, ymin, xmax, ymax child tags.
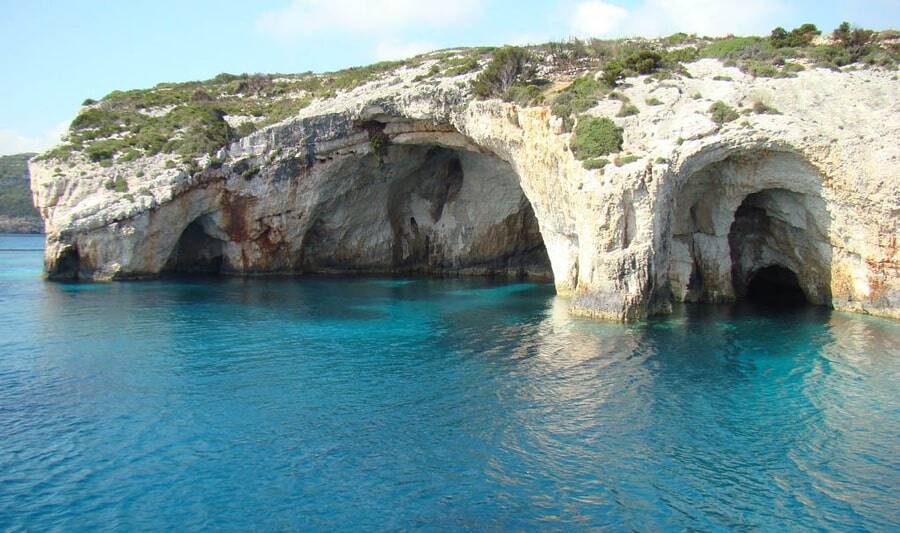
<box><xmin>0</xmin><ymin>153</ymin><xmax>42</xmax><ymax>233</ymax></box>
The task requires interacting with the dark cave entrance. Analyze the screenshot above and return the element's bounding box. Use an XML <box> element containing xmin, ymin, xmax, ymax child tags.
<box><xmin>727</xmin><ymin>189</ymin><xmax>826</xmax><ymax>308</ymax></box>
<box><xmin>744</xmin><ymin>265</ymin><xmax>809</xmax><ymax>306</ymax></box>
<box><xmin>164</xmin><ymin>216</ymin><xmax>225</xmax><ymax>275</ymax></box>
<box><xmin>669</xmin><ymin>152</ymin><xmax>832</xmax><ymax>309</ymax></box>
<box><xmin>300</xmin><ymin>142</ymin><xmax>553</xmax><ymax>281</ymax></box>
<box><xmin>48</xmin><ymin>246</ymin><xmax>81</xmax><ymax>280</ymax></box>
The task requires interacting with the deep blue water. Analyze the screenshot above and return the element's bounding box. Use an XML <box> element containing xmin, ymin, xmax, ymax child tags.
<box><xmin>1</xmin><ymin>233</ymin><xmax>899</xmax><ymax>531</ymax></box>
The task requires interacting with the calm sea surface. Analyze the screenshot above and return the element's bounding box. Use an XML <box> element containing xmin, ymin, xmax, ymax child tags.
<box><xmin>1</xmin><ymin>233</ymin><xmax>898</xmax><ymax>531</ymax></box>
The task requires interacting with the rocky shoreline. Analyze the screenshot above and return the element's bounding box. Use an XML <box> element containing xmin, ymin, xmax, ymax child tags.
<box><xmin>28</xmin><ymin>32</ymin><xmax>900</xmax><ymax>321</ymax></box>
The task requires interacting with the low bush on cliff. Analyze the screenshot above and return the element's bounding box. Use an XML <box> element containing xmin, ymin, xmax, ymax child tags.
<box><xmin>443</xmin><ymin>55</ymin><xmax>481</xmax><ymax>76</ymax></box>
<box><xmin>599</xmin><ymin>46</ymin><xmax>692</xmax><ymax>86</ymax></box>
<box><xmin>751</xmin><ymin>101</ymin><xmax>781</xmax><ymax>114</ymax></box>
<box><xmin>616</xmin><ymin>103</ymin><xmax>640</xmax><ymax>117</ymax></box>
<box><xmin>551</xmin><ymin>74</ymin><xmax>607</xmax><ymax>131</ymax></box>
<box><xmin>700</xmin><ymin>22</ymin><xmax>898</xmax><ymax>74</ymax></box>
<box><xmin>570</xmin><ymin>116</ymin><xmax>623</xmax><ymax>161</ymax></box>
<box><xmin>104</xmin><ymin>176</ymin><xmax>128</xmax><ymax>193</ymax></box>
<box><xmin>770</xmin><ymin>24</ymin><xmax>821</xmax><ymax>48</ymax></box>
<box><xmin>709</xmin><ymin>101</ymin><xmax>739</xmax><ymax>124</ymax></box>
<box><xmin>41</xmin><ymin>59</ymin><xmax>442</xmax><ymax>163</ymax></box>
<box><xmin>583</xmin><ymin>157</ymin><xmax>610</xmax><ymax>170</ymax></box>
<box><xmin>472</xmin><ymin>46</ymin><xmax>540</xmax><ymax>102</ymax></box>
<box><xmin>37</xmin><ymin>24</ymin><xmax>899</xmax><ymax>167</ymax></box>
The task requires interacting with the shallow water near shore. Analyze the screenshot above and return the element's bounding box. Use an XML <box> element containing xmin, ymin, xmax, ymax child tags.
<box><xmin>1</xmin><ymin>233</ymin><xmax>898</xmax><ymax>531</ymax></box>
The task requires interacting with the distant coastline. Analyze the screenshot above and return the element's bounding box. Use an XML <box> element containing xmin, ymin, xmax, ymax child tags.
<box><xmin>0</xmin><ymin>216</ymin><xmax>43</xmax><ymax>234</ymax></box>
<box><xmin>0</xmin><ymin>153</ymin><xmax>42</xmax><ymax>234</ymax></box>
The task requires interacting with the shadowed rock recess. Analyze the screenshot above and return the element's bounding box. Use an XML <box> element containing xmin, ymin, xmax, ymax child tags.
<box><xmin>30</xmin><ymin>54</ymin><xmax>899</xmax><ymax>321</ymax></box>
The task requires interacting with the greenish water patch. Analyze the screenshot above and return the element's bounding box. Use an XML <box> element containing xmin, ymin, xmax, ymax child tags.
<box><xmin>1</xmin><ymin>234</ymin><xmax>898</xmax><ymax>531</ymax></box>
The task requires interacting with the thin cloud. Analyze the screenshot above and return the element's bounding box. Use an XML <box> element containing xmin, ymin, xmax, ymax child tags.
<box><xmin>571</xmin><ymin>1</ymin><xmax>629</xmax><ymax>37</ymax></box>
<box><xmin>571</xmin><ymin>0</ymin><xmax>783</xmax><ymax>38</ymax></box>
<box><xmin>257</xmin><ymin>0</ymin><xmax>482</xmax><ymax>40</ymax></box>
<box><xmin>0</xmin><ymin>121</ymin><xmax>68</xmax><ymax>156</ymax></box>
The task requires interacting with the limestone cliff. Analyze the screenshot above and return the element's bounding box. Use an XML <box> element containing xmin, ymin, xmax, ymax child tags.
<box><xmin>30</xmin><ymin>37</ymin><xmax>900</xmax><ymax>321</ymax></box>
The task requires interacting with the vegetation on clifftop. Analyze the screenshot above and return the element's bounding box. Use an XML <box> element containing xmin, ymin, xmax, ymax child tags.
<box><xmin>37</xmin><ymin>21</ymin><xmax>898</xmax><ymax>167</ymax></box>
<box><xmin>570</xmin><ymin>117</ymin><xmax>623</xmax><ymax>163</ymax></box>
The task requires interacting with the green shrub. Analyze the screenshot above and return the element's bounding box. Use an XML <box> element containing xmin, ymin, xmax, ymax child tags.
<box><xmin>783</xmin><ymin>61</ymin><xmax>806</xmax><ymax>74</ymax></box>
<box><xmin>235</xmin><ymin>121</ymin><xmax>259</xmax><ymax>137</ymax></box>
<box><xmin>601</xmin><ymin>60</ymin><xmax>624</xmax><ymax>86</ymax></box>
<box><xmin>583</xmin><ymin>157</ymin><xmax>610</xmax><ymax>170</ymax></box>
<box><xmin>617</xmin><ymin>103</ymin><xmax>639</xmax><ymax>117</ymax></box>
<box><xmin>71</xmin><ymin>108</ymin><xmax>123</xmax><ymax>131</ymax></box>
<box><xmin>811</xmin><ymin>45</ymin><xmax>853</xmax><ymax>68</ymax></box>
<box><xmin>118</xmin><ymin>149</ymin><xmax>141</xmax><ymax>162</ymax></box>
<box><xmin>551</xmin><ymin>74</ymin><xmax>606</xmax><ymax>130</ymax></box>
<box><xmin>104</xmin><ymin>176</ymin><xmax>128</xmax><ymax>193</ymax></box>
<box><xmin>663</xmin><ymin>32</ymin><xmax>691</xmax><ymax>46</ymax></box>
<box><xmin>664</xmin><ymin>47</ymin><xmax>700</xmax><ymax>63</ymax></box>
<box><xmin>645</xmin><ymin>97</ymin><xmax>662</xmax><ymax>106</ymax></box>
<box><xmin>743</xmin><ymin>60</ymin><xmax>783</xmax><ymax>78</ymax></box>
<box><xmin>833</xmin><ymin>22</ymin><xmax>874</xmax><ymax>48</ymax></box>
<box><xmin>751</xmin><ymin>101</ymin><xmax>780</xmax><ymax>114</ymax></box>
<box><xmin>169</xmin><ymin>105</ymin><xmax>234</xmax><ymax>157</ymax></box>
<box><xmin>713</xmin><ymin>75</ymin><xmax>733</xmax><ymax>81</ymax></box>
<box><xmin>81</xmin><ymin>98</ymin><xmax>97</xmax><ymax>106</ymax></box>
<box><xmin>600</xmin><ymin>47</ymin><xmax>666</xmax><ymax>87</ymax></box>
<box><xmin>570</xmin><ymin>116</ymin><xmax>623</xmax><ymax>160</ymax></box>
<box><xmin>505</xmin><ymin>84</ymin><xmax>543</xmax><ymax>105</ymax></box>
<box><xmin>85</xmin><ymin>139</ymin><xmax>126</xmax><ymax>162</ymax></box>
<box><xmin>709</xmin><ymin>101</ymin><xmax>739</xmax><ymax>124</ymax></box>
<box><xmin>702</xmin><ymin>37</ymin><xmax>766</xmax><ymax>59</ymax></box>
<box><xmin>770</xmin><ymin>24</ymin><xmax>820</xmax><ymax>48</ymax></box>
<box><xmin>542</xmin><ymin>39</ymin><xmax>590</xmax><ymax>67</ymax></box>
<box><xmin>326</xmin><ymin>60</ymin><xmax>406</xmax><ymax>92</ymax></box>
<box><xmin>625</xmin><ymin>49</ymin><xmax>662</xmax><ymax>74</ymax></box>
<box><xmin>472</xmin><ymin>46</ymin><xmax>534</xmax><ymax>98</ymax></box>
<box><xmin>615</xmin><ymin>155</ymin><xmax>639</xmax><ymax>166</ymax></box>
<box><xmin>443</xmin><ymin>55</ymin><xmax>480</xmax><ymax>76</ymax></box>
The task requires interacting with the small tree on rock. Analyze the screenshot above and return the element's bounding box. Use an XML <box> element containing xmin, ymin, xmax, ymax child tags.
<box><xmin>472</xmin><ymin>46</ymin><xmax>535</xmax><ymax>98</ymax></box>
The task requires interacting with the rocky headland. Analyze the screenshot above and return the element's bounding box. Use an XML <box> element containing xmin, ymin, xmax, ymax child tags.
<box><xmin>29</xmin><ymin>26</ymin><xmax>900</xmax><ymax>320</ymax></box>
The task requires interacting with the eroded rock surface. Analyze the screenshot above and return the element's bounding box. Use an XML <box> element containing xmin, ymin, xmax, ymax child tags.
<box><xmin>31</xmin><ymin>58</ymin><xmax>900</xmax><ymax>320</ymax></box>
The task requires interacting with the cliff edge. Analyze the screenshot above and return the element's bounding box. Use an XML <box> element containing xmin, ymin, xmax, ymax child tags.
<box><xmin>30</xmin><ymin>27</ymin><xmax>900</xmax><ymax>320</ymax></box>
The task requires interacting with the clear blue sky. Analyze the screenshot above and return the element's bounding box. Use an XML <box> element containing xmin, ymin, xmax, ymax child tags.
<box><xmin>1</xmin><ymin>0</ymin><xmax>898</xmax><ymax>155</ymax></box>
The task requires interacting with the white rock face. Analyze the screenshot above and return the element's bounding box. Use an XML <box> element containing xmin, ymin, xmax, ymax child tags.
<box><xmin>30</xmin><ymin>59</ymin><xmax>900</xmax><ymax>320</ymax></box>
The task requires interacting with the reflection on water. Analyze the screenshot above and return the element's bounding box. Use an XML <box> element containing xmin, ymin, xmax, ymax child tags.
<box><xmin>1</xmin><ymin>234</ymin><xmax>898</xmax><ymax>531</ymax></box>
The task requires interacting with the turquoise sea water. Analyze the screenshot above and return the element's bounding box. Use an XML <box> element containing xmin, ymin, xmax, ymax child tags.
<box><xmin>1</xmin><ymin>233</ymin><xmax>898</xmax><ymax>531</ymax></box>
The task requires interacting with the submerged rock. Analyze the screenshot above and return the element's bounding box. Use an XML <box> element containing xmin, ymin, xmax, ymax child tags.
<box><xmin>30</xmin><ymin>50</ymin><xmax>900</xmax><ymax>321</ymax></box>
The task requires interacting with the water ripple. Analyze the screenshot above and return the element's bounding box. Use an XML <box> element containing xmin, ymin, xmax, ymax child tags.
<box><xmin>0</xmin><ymin>235</ymin><xmax>898</xmax><ymax>531</ymax></box>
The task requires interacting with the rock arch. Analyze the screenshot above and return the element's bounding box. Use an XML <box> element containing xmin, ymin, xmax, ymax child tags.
<box><xmin>666</xmin><ymin>148</ymin><xmax>832</xmax><ymax>308</ymax></box>
<box><xmin>163</xmin><ymin>214</ymin><xmax>227</xmax><ymax>274</ymax></box>
<box><xmin>153</xmin><ymin>118</ymin><xmax>554</xmax><ymax>282</ymax></box>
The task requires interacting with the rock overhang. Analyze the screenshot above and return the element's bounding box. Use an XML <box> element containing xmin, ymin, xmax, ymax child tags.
<box><xmin>29</xmin><ymin>56</ymin><xmax>900</xmax><ymax>321</ymax></box>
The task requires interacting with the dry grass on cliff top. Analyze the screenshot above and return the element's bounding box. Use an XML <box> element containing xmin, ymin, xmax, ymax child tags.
<box><xmin>39</xmin><ymin>22</ymin><xmax>898</xmax><ymax>168</ymax></box>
